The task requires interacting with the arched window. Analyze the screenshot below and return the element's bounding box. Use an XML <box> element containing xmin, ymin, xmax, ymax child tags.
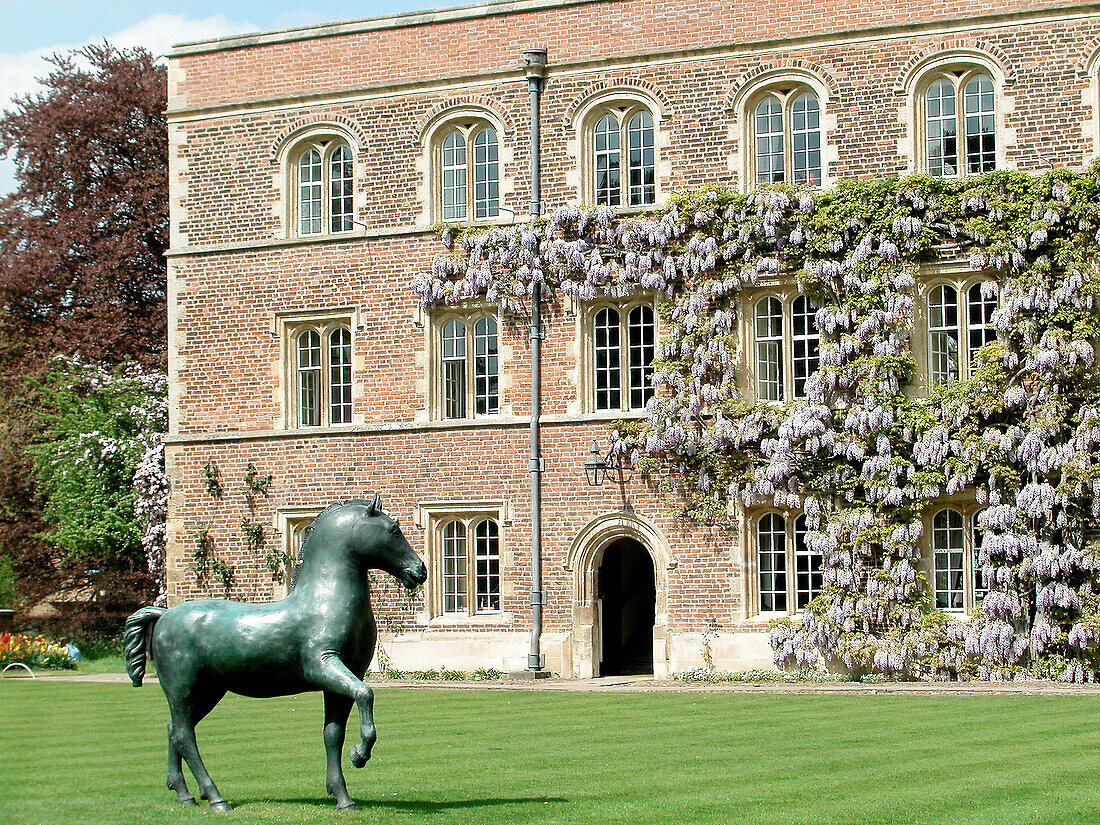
<box><xmin>754</xmin><ymin>296</ymin><xmax>783</xmax><ymax>401</ymax></box>
<box><xmin>438</xmin><ymin>314</ymin><xmax>499</xmax><ymax>419</ymax></box>
<box><xmin>592</xmin><ymin>303</ymin><xmax>655</xmax><ymax>411</ymax></box>
<box><xmin>756</xmin><ymin>512</ymin><xmax>821</xmax><ymax>614</ymax></box>
<box><xmin>436</xmin><ymin>123</ymin><xmax>499</xmax><ymax>221</ymax></box>
<box><xmin>293</xmin><ymin>324</ymin><xmax>353</xmax><ymax>427</ymax></box>
<box><xmin>757</xmin><ymin>513</ymin><xmax>787</xmax><ymax>612</ymax></box>
<box><xmin>751</xmin><ymin>89</ymin><xmax>821</xmax><ymax>186</ymax></box>
<box><xmin>932</xmin><ymin>508</ymin><xmax>965</xmax><ymax>610</ymax></box>
<box><xmin>439</xmin><ymin>517</ymin><xmax>501</xmax><ymax>616</ymax></box>
<box><xmin>292</xmin><ymin>138</ymin><xmax>355</xmax><ymax>236</ymax></box>
<box><xmin>927</xmin><ymin>280</ymin><xmax>996</xmax><ymax>386</ymax></box>
<box><xmin>586</xmin><ymin>103</ymin><xmax>657</xmax><ymax>207</ymax></box>
<box><xmin>791</xmin><ymin>295</ymin><xmax>819</xmax><ymax>398</ymax></box>
<box><xmin>921</xmin><ymin>70</ymin><xmax>997</xmax><ymax>177</ymax></box>
<box><xmin>793</xmin><ymin>514</ymin><xmax>822</xmax><ymax>609</ymax></box>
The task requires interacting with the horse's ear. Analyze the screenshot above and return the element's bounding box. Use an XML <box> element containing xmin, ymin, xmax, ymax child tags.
<box><xmin>368</xmin><ymin>493</ymin><xmax>382</xmax><ymax>515</ymax></box>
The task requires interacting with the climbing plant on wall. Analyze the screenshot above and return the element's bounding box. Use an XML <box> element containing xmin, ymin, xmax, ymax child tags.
<box><xmin>418</xmin><ymin>165</ymin><xmax>1100</xmax><ymax>682</ymax></box>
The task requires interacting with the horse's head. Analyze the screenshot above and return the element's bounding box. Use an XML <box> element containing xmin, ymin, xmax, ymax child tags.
<box><xmin>345</xmin><ymin>494</ymin><xmax>427</xmax><ymax>591</ymax></box>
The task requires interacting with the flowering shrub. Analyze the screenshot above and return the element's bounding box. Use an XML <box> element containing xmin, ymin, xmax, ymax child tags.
<box><xmin>0</xmin><ymin>632</ymin><xmax>75</xmax><ymax>670</ymax></box>
<box><xmin>426</xmin><ymin>165</ymin><xmax>1100</xmax><ymax>682</ymax></box>
<box><xmin>29</xmin><ymin>356</ymin><xmax>167</xmax><ymax>604</ymax></box>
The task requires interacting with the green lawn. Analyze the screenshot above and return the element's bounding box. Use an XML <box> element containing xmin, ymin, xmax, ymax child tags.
<box><xmin>1</xmin><ymin>682</ymin><xmax>1097</xmax><ymax>825</ymax></box>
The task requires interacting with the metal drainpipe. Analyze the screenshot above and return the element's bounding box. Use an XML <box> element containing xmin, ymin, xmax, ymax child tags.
<box><xmin>523</xmin><ymin>47</ymin><xmax>548</xmax><ymax>673</ymax></box>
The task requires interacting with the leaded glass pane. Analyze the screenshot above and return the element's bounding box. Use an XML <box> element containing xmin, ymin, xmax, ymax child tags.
<box><xmin>441</xmin><ymin>319</ymin><xmax>466</xmax><ymax>419</ymax></box>
<box><xmin>328</xmin><ymin>327</ymin><xmax>352</xmax><ymax>424</ymax></box>
<box><xmin>925</xmin><ymin>78</ymin><xmax>958</xmax><ymax>177</ymax></box>
<box><xmin>442</xmin><ymin>521</ymin><xmax>467</xmax><ymax>614</ymax></box>
<box><xmin>298</xmin><ymin>149</ymin><xmax>322</xmax><ymax>235</ymax></box>
<box><xmin>473</xmin><ymin>128</ymin><xmax>499</xmax><ymax>220</ymax></box>
<box><xmin>972</xmin><ymin>510</ymin><xmax>987</xmax><ymax>605</ymax></box>
<box><xmin>441</xmin><ymin>130</ymin><xmax>467</xmax><ymax>222</ymax></box>
<box><xmin>758</xmin><ymin>513</ymin><xmax>787</xmax><ymax>612</ymax></box>
<box><xmin>792</xmin><ymin>295</ymin><xmax>818</xmax><ymax>398</ymax></box>
<box><xmin>964</xmin><ymin>74</ymin><xmax>996</xmax><ymax>174</ymax></box>
<box><xmin>594</xmin><ymin>114</ymin><xmax>621</xmax><ymax>206</ymax></box>
<box><xmin>794</xmin><ymin>514</ymin><xmax>822</xmax><ymax>609</ymax></box>
<box><xmin>473</xmin><ymin>316</ymin><xmax>499</xmax><ymax>416</ymax></box>
<box><xmin>933</xmin><ymin>509</ymin><xmax>965</xmax><ymax>610</ymax></box>
<box><xmin>627</xmin><ymin>111</ymin><xmax>655</xmax><ymax>206</ymax></box>
<box><xmin>755</xmin><ymin>296</ymin><xmax>783</xmax><ymax>401</ymax></box>
<box><xmin>627</xmin><ymin>305</ymin><xmax>655</xmax><ymax>410</ymax></box>
<box><xmin>967</xmin><ymin>281</ymin><xmax>997</xmax><ymax>376</ymax></box>
<box><xmin>929</xmin><ymin>284</ymin><xmax>960</xmax><ymax>386</ymax></box>
<box><xmin>329</xmin><ymin>145</ymin><xmax>354</xmax><ymax>233</ymax></box>
<box><xmin>755</xmin><ymin>96</ymin><xmax>785</xmax><ymax>184</ymax></box>
<box><xmin>594</xmin><ymin>307</ymin><xmax>621</xmax><ymax>410</ymax></box>
<box><xmin>474</xmin><ymin>519</ymin><xmax>500</xmax><ymax>613</ymax></box>
<box><xmin>790</xmin><ymin>93</ymin><xmax>821</xmax><ymax>186</ymax></box>
<box><xmin>297</xmin><ymin>330</ymin><xmax>321</xmax><ymax>427</ymax></box>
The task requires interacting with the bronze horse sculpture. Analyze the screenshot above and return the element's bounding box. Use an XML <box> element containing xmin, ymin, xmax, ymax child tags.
<box><xmin>123</xmin><ymin>496</ymin><xmax>427</xmax><ymax>812</ymax></box>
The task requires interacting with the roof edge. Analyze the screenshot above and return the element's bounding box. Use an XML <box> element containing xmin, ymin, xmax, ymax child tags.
<box><xmin>169</xmin><ymin>0</ymin><xmax>599</xmax><ymax>57</ymax></box>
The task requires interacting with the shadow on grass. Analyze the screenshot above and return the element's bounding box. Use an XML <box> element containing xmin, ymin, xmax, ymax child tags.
<box><xmin>234</xmin><ymin>795</ymin><xmax>568</xmax><ymax>812</ymax></box>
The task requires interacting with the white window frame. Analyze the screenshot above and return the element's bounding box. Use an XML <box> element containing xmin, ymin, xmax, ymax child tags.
<box><xmin>750</xmin><ymin>512</ymin><xmax>823</xmax><ymax>616</ymax></box>
<box><xmin>748</xmin><ymin>87</ymin><xmax>823</xmax><ymax>187</ymax></box>
<box><xmin>928</xmin><ymin>506</ymin><xmax>987</xmax><ymax>614</ymax></box>
<box><xmin>901</xmin><ymin>52</ymin><xmax>1009</xmax><ymax>177</ymax></box>
<box><xmin>919</xmin><ymin>69</ymin><xmax>997</xmax><ymax>178</ymax></box>
<box><xmin>573</xmin><ymin>92</ymin><xmax>662</xmax><ymax>209</ymax></box>
<box><xmin>584</xmin><ymin>300</ymin><xmax>657</xmax><ymax>413</ymax></box>
<box><xmin>289</xmin><ymin>137</ymin><xmax>356</xmax><ymax>237</ymax></box>
<box><xmin>430</xmin><ymin>309</ymin><xmax>501</xmax><ymax>420</ymax></box>
<box><xmin>416</xmin><ymin>500</ymin><xmax>510</xmax><ymax>622</ymax></box>
<box><xmin>746</xmin><ymin>290</ymin><xmax>820</xmax><ymax>403</ymax></box>
<box><xmin>435</xmin><ymin>120</ymin><xmax>501</xmax><ymax>223</ymax></box>
<box><xmin>921</xmin><ymin>275</ymin><xmax>997</xmax><ymax>390</ymax></box>
<box><xmin>274</xmin><ymin>308</ymin><xmax>358</xmax><ymax>430</ymax></box>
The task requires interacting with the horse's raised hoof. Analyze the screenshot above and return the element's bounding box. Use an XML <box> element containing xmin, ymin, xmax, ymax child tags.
<box><xmin>177</xmin><ymin>796</ymin><xmax>197</xmax><ymax>806</ymax></box>
<box><xmin>209</xmin><ymin>801</ymin><xmax>233</xmax><ymax>813</ymax></box>
<box><xmin>336</xmin><ymin>801</ymin><xmax>360</xmax><ymax>811</ymax></box>
<box><xmin>349</xmin><ymin>742</ymin><xmax>371</xmax><ymax>768</ymax></box>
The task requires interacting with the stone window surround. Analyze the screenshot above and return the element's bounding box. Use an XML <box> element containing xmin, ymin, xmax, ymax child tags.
<box><xmin>568</xmin><ymin>295</ymin><xmax>658</xmax><ymax>415</ymax></box>
<box><xmin>415</xmin><ymin>499</ymin><xmax>512</xmax><ymax>624</ymax></box>
<box><xmin>272</xmin><ymin>306</ymin><xmax>361</xmax><ymax>430</ymax></box>
<box><xmin>417</xmin><ymin>105</ymin><xmax>515</xmax><ymax>228</ymax></box>
<box><xmin>728</xmin><ymin>68</ymin><xmax>836</xmax><ymax>193</ymax></box>
<box><xmin>274</xmin><ymin>123</ymin><xmax>361</xmax><ymax>240</ymax></box>
<box><xmin>897</xmin><ymin>49</ymin><xmax>1015</xmax><ymax>176</ymax></box>
<box><xmin>566</xmin><ymin>87</ymin><xmax>669</xmax><ymax>209</ymax></box>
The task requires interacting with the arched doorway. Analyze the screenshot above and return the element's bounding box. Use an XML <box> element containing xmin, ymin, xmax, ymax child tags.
<box><xmin>597</xmin><ymin>538</ymin><xmax>656</xmax><ymax>676</ymax></box>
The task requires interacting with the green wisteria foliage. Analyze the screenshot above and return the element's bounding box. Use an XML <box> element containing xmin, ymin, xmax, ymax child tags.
<box><xmin>418</xmin><ymin>165</ymin><xmax>1100</xmax><ymax>682</ymax></box>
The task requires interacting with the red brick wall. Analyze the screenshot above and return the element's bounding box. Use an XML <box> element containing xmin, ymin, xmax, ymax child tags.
<box><xmin>166</xmin><ymin>0</ymin><xmax>1100</xmax><ymax>667</ymax></box>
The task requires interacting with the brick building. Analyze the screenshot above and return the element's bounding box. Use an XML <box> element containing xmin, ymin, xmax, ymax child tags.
<box><xmin>165</xmin><ymin>0</ymin><xmax>1100</xmax><ymax>677</ymax></box>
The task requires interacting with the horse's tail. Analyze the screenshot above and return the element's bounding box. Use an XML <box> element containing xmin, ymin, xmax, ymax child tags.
<box><xmin>124</xmin><ymin>606</ymin><xmax>166</xmax><ymax>687</ymax></box>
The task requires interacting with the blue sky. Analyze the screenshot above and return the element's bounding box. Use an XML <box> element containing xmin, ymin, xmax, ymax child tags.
<box><xmin>0</xmin><ymin>1</ymin><xmax>470</xmax><ymax>190</ymax></box>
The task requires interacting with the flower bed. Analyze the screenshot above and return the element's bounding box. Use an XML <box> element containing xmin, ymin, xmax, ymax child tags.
<box><xmin>0</xmin><ymin>632</ymin><xmax>75</xmax><ymax>670</ymax></box>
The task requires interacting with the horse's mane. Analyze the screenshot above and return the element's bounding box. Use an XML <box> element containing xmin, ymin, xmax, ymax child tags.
<box><xmin>289</xmin><ymin>498</ymin><xmax>375</xmax><ymax>592</ymax></box>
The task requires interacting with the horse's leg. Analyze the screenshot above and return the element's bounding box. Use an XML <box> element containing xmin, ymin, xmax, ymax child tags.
<box><xmin>322</xmin><ymin>691</ymin><xmax>357</xmax><ymax>810</ymax></box>
<box><xmin>306</xmin><ymin>655</ymin><xmax>377</xmax><ymax>769</ymax></box>
<box><xmin>166</xmin><ymin>721</ymin><xmax>196</xmax><ymax>805</ymax></box>
<box><xmin>168</xmin><ymin>687</ymin><xmax>231</xmax><ymax>812</ymax></box>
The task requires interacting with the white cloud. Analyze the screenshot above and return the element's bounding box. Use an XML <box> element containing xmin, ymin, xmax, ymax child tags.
<box><xmin>0</xmin><ymin>13</ymin><xmax>259</xmax><ymax>194</ymax></box>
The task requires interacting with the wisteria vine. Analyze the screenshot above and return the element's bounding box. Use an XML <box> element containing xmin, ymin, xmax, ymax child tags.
<box><xmin>417</xmin><ymin>166</ymin><xmax>1100</xmax><ymax>681</ymax></box>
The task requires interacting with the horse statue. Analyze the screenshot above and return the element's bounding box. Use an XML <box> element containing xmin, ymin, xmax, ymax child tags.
<box><xmin>123</xmin><ymin>495</ymin><xmax>426</xmax><ymax>812</ymax></box>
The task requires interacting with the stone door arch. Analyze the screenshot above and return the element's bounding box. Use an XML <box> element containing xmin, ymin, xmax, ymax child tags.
<box><xmin>565</xmin><ymin>512</ymin><xmax>675</xmax><ymax>678</ymax></box>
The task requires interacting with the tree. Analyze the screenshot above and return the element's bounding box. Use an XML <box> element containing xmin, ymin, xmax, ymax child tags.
<box><xmin>0</xmin><ymin>44</ymin><xmax>167</xmax><ymax>607</ymax></box>
<box><xmin>0</xmin><ymin>43</ymin><xmax>167</xmax><ymax>365</ymax></box>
